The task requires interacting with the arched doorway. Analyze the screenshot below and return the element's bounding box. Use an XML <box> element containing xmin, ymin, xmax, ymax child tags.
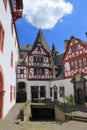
<box><xmin>0</xmin><ymin>66</ymin><xmax>4</xmax><ymax>119</ymax></box>
<box><xmin>16</xmin><ymin>90</ymin><xmax>27</xmax><ymax>102</ymax></box>
<box><xmin>16</xmin><ymin>82</ymin><xmax>27</xmax><ymax>102</ymax></box>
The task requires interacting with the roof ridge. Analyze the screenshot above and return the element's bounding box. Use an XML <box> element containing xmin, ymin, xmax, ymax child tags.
<box><xmin>33</xmin><ymin>29</ymin><xmax>51</xmax><ymax>54</ymax></box>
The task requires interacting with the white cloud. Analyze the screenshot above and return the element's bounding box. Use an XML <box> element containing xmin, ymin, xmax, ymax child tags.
<box><xmin>23</xmin><ymin>0</ymin><xmax>73</xmax><ymax>29</ymax></box>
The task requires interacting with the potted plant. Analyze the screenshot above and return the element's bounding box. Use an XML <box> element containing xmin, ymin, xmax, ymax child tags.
<box><xmin>85</xmin><ymin>95</ymin><xmax>87</xmax><ymax>107</ymax></box>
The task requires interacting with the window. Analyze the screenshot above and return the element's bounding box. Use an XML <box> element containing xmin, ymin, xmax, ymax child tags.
<box><xmin>20</xmin><ymin>69</ymin><xmax>24</xmax><ymax>74</ymax></box>
<box><xmin>74</xmin><ymin>61</ymin><xmax>78</xmax><ymax>69</ymax></box>
<box><xmin>83</xmin><ymin>58</ymin><xmax>86</xmax><ymax>67</ymax></box>
<box><xmin>34</xmin><ymin>56</ymin><xmax>43</xmax><ymax>63</ymax></box>
<box><xmin>40</xmin><ymin>86</ymin><xmax>46</xmax><ymax>97</ymax></box>
<box><xmin>59</xmin><ymin>87</ymin><xmax>64</xmax><ymax>97</ymax></box>
<box><xmin>11</xmin><ymin>52</ymin><xmax>13</xmax><ymax>67</ymax></box>
<box><xmin>3</xmin><ymin>0</ymin><xmax>7</xmax><ymax>10</ymax></box>
<box><xmin>0</xmin><ymin>22</ymin><xmax>4</xmax><ymax>53</ymax></box>
<box><xmin>14</xmin><ymin>87</ymin><xmax>16</xmax><ymax>99</ymax></box>
<box><xmin>71</xmin><ymin>46</ymin><xmax>75</xmax><ymax>52</ymax></box>
<box><xmin>70</xmin><ymin>62</ymin><xmax>74</xmax><ymax>69</ymax></box>
<box><xmin>34</xmin><ymin>68</ymin><xmax>45</xmax><ymax>75</ymax></box>
<box><xmin>71</xmin><ymin>44</ymin><xmax>78</xmax><ymax>52</ymax></box>
<box><xmin>10</xmin><ymin>85</ymin><xmax>12</xmax><ymax>102</ymax></box>
<box><xmin>50</xmin><ymin>88</ymin><xmax>52</xmax><ymax>97</ymax></box>
<box><xmin>79</xmin><ymin>59</ymin><xmax>82</xmax><ymax>68</ymax></box>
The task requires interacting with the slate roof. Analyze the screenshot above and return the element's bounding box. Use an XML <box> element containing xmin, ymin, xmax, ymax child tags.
<box><xmin>33</xmin><ymin>29</ymin><xmax>51</xmax><ymax>54</ymax></box>
<box><xmin>52</xmin><ymin>43</ymin><xmax>57</xmax><ymax>52</ymax></box>
<box><xmin>52</xmin><ymin>53</ymin><xmax>64</xmax><ymax>79</ymax></box>
<box><xmin>19</xmin><ymin>44</ymin><xmax>32</xmax><ymax>52</ymax></box>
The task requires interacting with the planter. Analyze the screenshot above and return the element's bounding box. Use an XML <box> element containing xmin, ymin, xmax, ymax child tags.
<box><xmin>19</xmin><ymin>100</ymin><xmax>31</xmax><ymax>121</ymax></box>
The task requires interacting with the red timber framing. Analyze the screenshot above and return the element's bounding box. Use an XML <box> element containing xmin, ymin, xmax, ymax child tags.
<box><xmin>27</xmin><ymin>43</ymin><xmax>51</xmax><ymax>80</ymax></box>
<box><xmin>63</xmin><ymin>37</ymin><xmax>87</xmax><ymax>79</ymax></box>
<box><xmin>9</xmin><ymin>0</ymin><xmax>23</xmax><ymax>22</ymax></box>
<box><xmin>0</xmin><ymin>66</ymin><xmax>5</xmax><ymax>119</ymax></box>
<box><xmin>17</xmin><ymin>66</ymin><xmax>27</xmax><ymax>79</ymax></box>
<box><xmin>17</xmin><ymin>42</ymin><xmax>51</xmax><ymax>80</ymax></box>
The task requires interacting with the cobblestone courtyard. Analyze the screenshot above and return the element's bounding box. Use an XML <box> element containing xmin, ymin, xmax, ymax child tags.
<box><xmin>0</xmin><ymin>103</ymin><xmax>87</xmax><ymax>130</ymax></box>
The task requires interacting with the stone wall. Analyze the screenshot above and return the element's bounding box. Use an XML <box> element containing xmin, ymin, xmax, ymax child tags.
<box><xmin>55</xmin><ymin>105</ymin><xmax>65</xmax><ymax>122</ymax></box>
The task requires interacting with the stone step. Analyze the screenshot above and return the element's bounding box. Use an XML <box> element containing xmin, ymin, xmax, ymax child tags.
<box><xmin>72</xmin><ymin>116</ymin><xmax>87</xmax><ymax>122</ymax></box>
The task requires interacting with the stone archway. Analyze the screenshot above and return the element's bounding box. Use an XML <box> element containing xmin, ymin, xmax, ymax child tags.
<box><xmin>71</xmin><ymin>72</ymin><xmax>86</xmax><ymax>105</ymax></box>
<box><xmin>16</xmin><ymin>82</ymin><xmax>27</xmax><ymax>103</ymax></box>
<box><xmin>0</xmin><ymin>66</ymin><xmax>5</xmax><ymax>119</ymax></box>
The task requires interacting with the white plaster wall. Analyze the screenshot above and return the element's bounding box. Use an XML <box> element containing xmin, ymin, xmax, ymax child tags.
<box><xmin>0</xmin><ymin>1</ymin><xmax>19</xmax><ymax>118</ymax></box>
<box><xmin>50</xmin><ymin>78</ymin><xmax>74</xmax><ymax>102</ymax></box>
<box><xmin>25</xmin><ymin>80</ymin><xmax>50</xmax><ymax>101</ymax></box>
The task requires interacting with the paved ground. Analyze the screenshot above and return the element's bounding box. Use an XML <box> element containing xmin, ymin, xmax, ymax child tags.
<box><xmin>0</xmin><ymin>103</ymin><xmax>87</xmax><ymax>130</ymax></box>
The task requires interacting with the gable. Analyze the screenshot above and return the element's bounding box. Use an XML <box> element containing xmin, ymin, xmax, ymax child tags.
<box><xmin>63</xmin><ymin>38</ymin><xmax>87</xmax><ymax>61</ymax></box>
<box><xmin>31</xmin><ymin>43</ymin><xmax>49</xmax><ymax>56</ymax></box>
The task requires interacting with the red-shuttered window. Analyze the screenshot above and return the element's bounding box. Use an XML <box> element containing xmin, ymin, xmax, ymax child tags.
<box><xmin>10</xmin><ymin>85</ymin><xmax>12</xmax><ymax>102</ymax></box>
<box><xmin>3</xmin><ymin>0</ymin><xmax>7</xmax><ymax>10</ymax></box>
<box><xmin>11</xmin><ymin>51</ymin><xmax>13</xmax><ymax>67</ymax></box>
<box><xmin>0</xmin><ymin>22</ymin><xmax>4</xmax><ymax>53</ymax></box>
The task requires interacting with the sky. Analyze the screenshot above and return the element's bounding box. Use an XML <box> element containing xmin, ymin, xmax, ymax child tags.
<box><xmin>16</xmin><ymin>0</ymin><xmax>87</xmax><ymax>53</ymax></box>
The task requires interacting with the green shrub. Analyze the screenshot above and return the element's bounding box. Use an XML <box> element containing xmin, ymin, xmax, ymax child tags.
<box><xmin>19</xmin><ymin>100</ymin><xmax>30</xmax><ymax>113</ymax></box>
<box><xmin>65</xmin><ymin>94</ymin><xmax>75</xmax><ymax>107</ymax></box>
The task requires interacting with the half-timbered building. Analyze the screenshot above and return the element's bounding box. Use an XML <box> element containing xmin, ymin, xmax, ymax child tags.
<box><xmin>17</xmin><ymin>33</ymin><xmax>87</xmax><ymax>105</ymax></box>
<box><xmin>63</xmin><ymin>36</ymin><xmax>87</xmax><ymax>104</ymax></box>
<box><xmin>17</xmin><ymin>29</ymin><xmax>57</xmax><ymax>102</ymax></box>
